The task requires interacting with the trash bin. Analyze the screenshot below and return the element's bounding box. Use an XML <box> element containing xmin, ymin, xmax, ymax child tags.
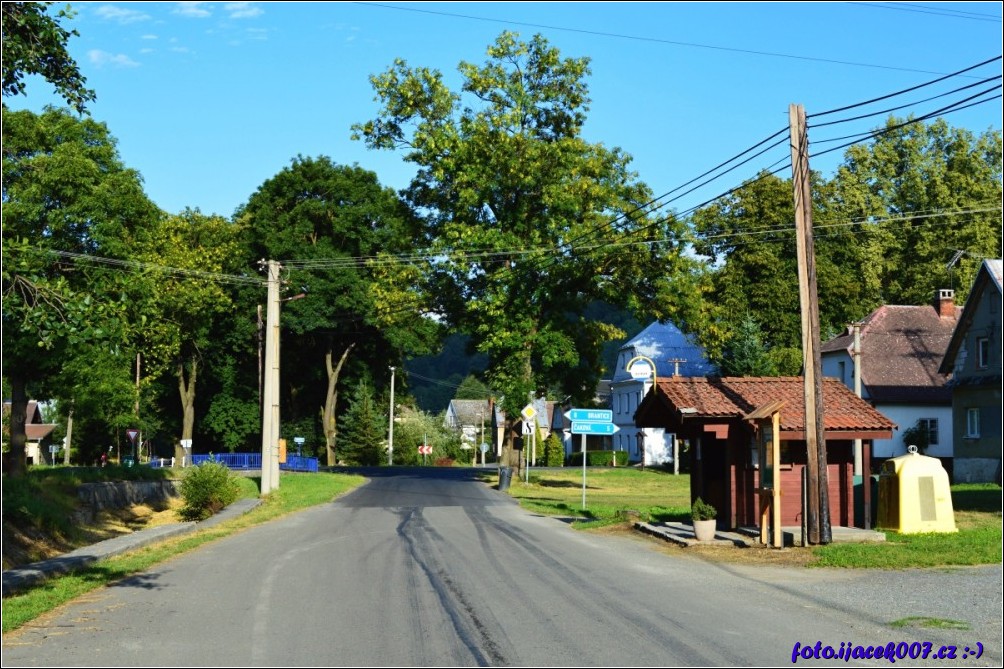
<box><xmin>122</xmin><ymin>456</ymin><xmax>136</xmax><ymax>468</ymax></box>
<box><xmin>497</xmin><ymin>466</ymin><xmax>513</xmax><ymax>492</ymax></box>
<box><xmin>877</xmin><ymin>446</ymin><xmax>956</xmax><ymax>534</ymax></box>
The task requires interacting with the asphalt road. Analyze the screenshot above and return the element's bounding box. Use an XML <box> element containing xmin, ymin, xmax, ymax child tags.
<box><xmin>3</xmin><ymin>468</ymin><xmax>1000</xmax><ymax>667</ymax></box>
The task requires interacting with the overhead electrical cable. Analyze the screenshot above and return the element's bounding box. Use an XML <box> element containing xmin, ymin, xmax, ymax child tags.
<box><xmin>35</xmin><ymin>248</ymin><xmax>266</xmax><ymax>287</ymax></box>
<box><xmin>809</xmin><ymin>75</ymin><xmax>1002</xmax><ymax>129</ymax></box>
<box><xmin>849</xmin><ymin>2</ymin><xmax>1003</xmax><ymax>22</ymax></box>
<box><xmin>356</xmin><ymin>2</ymin><xmax>984</xmax><ymax>78</ymax></box>
<box><xmin>811</xmin><ymin>90</ymin><xmax>1002</xmax><ymax>158</ymax></box>
<box><xmin>808</xmin><ymin>55</ymin><xmax>1001</xmax><ymax>118</ymax></box>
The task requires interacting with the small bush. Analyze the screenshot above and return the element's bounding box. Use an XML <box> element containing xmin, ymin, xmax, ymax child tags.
<box><xmin>542</xmin><ymin>433</ymin><xmax>565</xmax><ymax>467</ymax></box>
<box><xmin>178</xmin><ymin>461</ymin><xmax>240</xmax><ymax>521</ymax></box>
<box><xmin>691</xmin><ymin>496</ymin><xmax>717</xmax><ymax>521</ymax></box>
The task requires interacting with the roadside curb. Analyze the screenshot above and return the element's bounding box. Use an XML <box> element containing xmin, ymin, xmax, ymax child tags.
<box><xmin>2</xmin><ymin>498</ymin><xmax>263</xmax><ymax>598</ymax></box>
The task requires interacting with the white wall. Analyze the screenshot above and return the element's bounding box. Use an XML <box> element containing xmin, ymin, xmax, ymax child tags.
<box><xmin>872</xmin><ymin>403</ymin><xmax>954</xmax><ymax>458</ymax></box>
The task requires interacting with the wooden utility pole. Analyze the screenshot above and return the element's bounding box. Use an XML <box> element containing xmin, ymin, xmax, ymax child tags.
<box><xmin>789</xmin><ymin>103</ymin><xmax>831</xmax><ymax>545</ymax></box>
<box><xmin>260</xmin><ymin>260</ymin><xmax>282</xmax><ymax>495</ymax></box>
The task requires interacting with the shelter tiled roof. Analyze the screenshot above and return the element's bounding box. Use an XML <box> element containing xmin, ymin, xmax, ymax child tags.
<box><xmin>647</xmin><ymin>376</ymin><xmax>895</xmax><ymax>434</ymax></box>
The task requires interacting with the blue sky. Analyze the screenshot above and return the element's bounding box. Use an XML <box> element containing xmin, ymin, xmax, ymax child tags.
<box><xmin>7</xmin><ymin>1</ymin><xmax>1002</xmax><ymax>220</ymax></box>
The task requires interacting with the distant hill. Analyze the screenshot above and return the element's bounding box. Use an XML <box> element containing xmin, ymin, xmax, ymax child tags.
<box><xmin>404</xmin><ymin>304</ymin><xmax>649</xmax><ymax>413</ymax></box>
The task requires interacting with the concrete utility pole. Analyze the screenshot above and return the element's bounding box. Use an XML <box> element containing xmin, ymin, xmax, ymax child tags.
<box><xmin>388</xmin><ymin>366</ymin><xmax>396</xmax><ymax>466</ymax></box>
<box><xmin>852</xmin><ymin>322</ymin><xmax>863</xmax><ymax>476</ymax></box>
<box><xmin>789</xmin><ymin>103</ymin><xmax>831</xmax><ymax>545</ymax></box>
<box><xmin>260</xmin><ymin>260</ymin><xmax>281</xmax><ymax>495</ymax></box>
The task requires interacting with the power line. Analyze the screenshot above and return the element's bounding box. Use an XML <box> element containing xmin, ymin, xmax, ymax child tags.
<box><xmin>35</xmin><ymin>248</ymin><xmax>266</xmax><ymax>287</ymax></box>
<box><xmin>849</xmin><ymin>2</ymin><xmax>1003</xmax><ymax>22</ymax></box>
<box><xmin>809</xmin><ymin>55</ymin><xmax>1002</xmax><ymax>118</ymax></box>
<box><xmin>809</xmin><ymin>75</ymin><xmax>1002</xmax><ymax>129</ymax></box>
<box><xmin>811</xmin><ymin>90</ymin><xmax>1002</xmax><ymax>159</ymax></box>
<box><xmin>356</xmin><ymin>2</ymin><xmax>985</xmax><ymax>78</ymax></box>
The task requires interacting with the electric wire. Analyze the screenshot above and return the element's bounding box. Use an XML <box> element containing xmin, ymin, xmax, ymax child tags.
<box><xmin>808</xmin><ymin>55</ymin><xmax>1001</xmax><ymax>118</ymax></box>
<box><xmin>356</xmin><ymin>2</ymin><xmax>987</xmax><ymax>78</ymax></box>
<box><xmin>809</xmin><ymin>75</ymin><xmax>1002</xmax><ymax>129</ymax></box>
<box><xmin>30</xmin><ymin>248</ymin><xmax>266</xmax><ymax>287</ymax></box>
<box><xmin>849</xmin><ymin>2</ymin><xmax>1003</xmax><ymax>22</ymax></box>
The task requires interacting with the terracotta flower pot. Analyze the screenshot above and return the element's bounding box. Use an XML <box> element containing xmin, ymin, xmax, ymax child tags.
<box><xmin>692</xmin><ymin>518</ymin><xmax>717</xmax><ymax>541</ymax></box>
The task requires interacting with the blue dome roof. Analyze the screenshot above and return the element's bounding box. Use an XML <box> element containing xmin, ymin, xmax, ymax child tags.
<box><xmin>612</xmin><ymin>321</ymin><xmax>716</xmax><ymax>381</ymax></box>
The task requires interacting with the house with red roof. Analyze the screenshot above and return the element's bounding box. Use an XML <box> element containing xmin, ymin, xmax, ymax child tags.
<box><xmin>634</xmin><ymin>376</ymin><xmax>895</xmax><ymax>530</ymax></box>
<box><xmin>820</xmin><ymin>289</ymin><xmax>961</xmax><ymax>475</ymax></box>
<box><xmin>2</xmin><ymin>400</ymin><xmax>59</xmax><ymax>466</ymax></box>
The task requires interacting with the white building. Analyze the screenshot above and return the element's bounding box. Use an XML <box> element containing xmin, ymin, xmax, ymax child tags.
<box><xmin>820</xmin><ymin>290</ymin><xmax>961</xmax><ymax>466</ymax></box>
<box><xmin>610</xmin><ymin>321</ymin><xmax>716</xmax><ymax>466</ymax></box>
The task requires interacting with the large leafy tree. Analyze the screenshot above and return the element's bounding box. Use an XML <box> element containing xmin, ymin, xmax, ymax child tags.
<box><xmin>129</xmin><ymin>209</ymin><xmax>246</xmax><ymax>464</ymax></box>
<box><xmin>691</xmin><ymin>117</ymin><xmax>1001</xmax><ymax>371</ymax></box>
<box><xmin>236</xmin><ymin>156</ymin><xmax>439</xmax><ymax>466</ymax></box>
<box><xmin>691</xmin><ymin>172</ymin><xmax>810</xmax><ymax>371</ymax></box>
<box><xmin>2</xmin><ymin>1</ymin><xmax>95</xmax><ymax>114</ymax></box>
<box><xmin>353</xmin><ymin>31</ymin><xmax>701</xmax><ymax>470</ymax></box>
<box><xmin>2</xmin><ymin>106</ymin><xmax>160</xmax><ymax>473</ymax></box>
<box><xmin>827</xmin><ymin>116</ymin><xmax>1002</xmax><ymax>304</ymax></box>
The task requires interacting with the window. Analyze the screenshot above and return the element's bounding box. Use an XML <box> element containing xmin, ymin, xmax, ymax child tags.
<box><xmin>918</xmin><ymin>418</ymin><xmax>939</xmax><ymax>445</ymax></box>
<box><xmin>838</xmin><ymin>361</ymin><xmax>846</xmax><ymax>385</ymax></box>
<box><xmin>977</xmin><ymin>337</ymin><xmax>990</xmax><ymax>368</ymax></box>
<box><xmin>966</xmin><ymin>408</ymin><xmax>981</xmax><ymax>438</ymax></box>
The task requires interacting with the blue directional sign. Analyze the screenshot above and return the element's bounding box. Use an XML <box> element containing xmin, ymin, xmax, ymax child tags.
<box><xmin>565</xmin><ymin>409</ymin><xmax>613</xmax><ymax>423</ymax></box>
<box><xmin>571</xmin><ymin>421</ymin><xmax>619</xmax><ymax>435</ymax></box>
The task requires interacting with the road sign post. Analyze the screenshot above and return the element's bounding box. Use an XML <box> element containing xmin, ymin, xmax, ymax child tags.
<box><xmin>564</xmin><ymin>409</ymin><xmax>619</xmax><ymax>510</ymax></box>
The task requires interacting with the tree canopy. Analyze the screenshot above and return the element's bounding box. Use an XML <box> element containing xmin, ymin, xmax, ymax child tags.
<box><xmin>691</xmin><ymin>116</ymin><xmax>1002</xmax><ymax>369</ymax></box>
<box><xmin>2</xmin><ymin>2</ymin><xmax>95</xmax><ymax>114</ymax></box>
<box><xmin>2</xmin><ymin>106</ymin><xmax>160</xmax><ymax>472</ymax></box>
<box><xmin>353</xmin><ymin>31</ymin><xmax>702</xmax><ymax>465</ymax></box>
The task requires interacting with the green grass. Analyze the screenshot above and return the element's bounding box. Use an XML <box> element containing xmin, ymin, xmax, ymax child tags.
<box><xmin>498</xmin><ymin>469</ymin><xmax>1002</xmax><ymax>569</ymax></box>
<box><xmin>2</xmin><ymin>464</ymin><xmax>175</xmax><ymax>537</ymax></box>
<box><xmin>502</xmin><ymin>467</ymin><xmax>693</xmax><ymax>527</ymax></box>
<box><xmin>1</xmin><ymin>471</ymin><xmax>366</xmax><ymax>633</ymax></box>
<box><xmin>890</xmin><ymin>617</ymin><xmax>971</xmax><ymax>630</ymax></box>
<box><xmin>812</xmin><ymin>483</ymin><xmax>1002</xmax><ymax>568</ymax></box>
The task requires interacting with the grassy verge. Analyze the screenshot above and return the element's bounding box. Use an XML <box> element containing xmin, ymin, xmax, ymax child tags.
<box><xmin>501</xmin><ymin>466</ymin><xmax>692</xmax><ymax>528</ymax></box>
<box><xmin>812</xmin><ymin>483</ymin><xmax>1002</xmax><ymax>568</ymax></box>
<box><xmin>500</xmin><ymin>469</ymin><xmax>1002</xmax><ymax>568</ymax></box>
<box><xmin>2</xmin><ymin>471</ymin><xmax>366</xmax><ymax>633</ymax></box>
<box><xmin>2</xmin><ymin>465</ymin><xmax>175</xmax><ymax>541</ymax></box>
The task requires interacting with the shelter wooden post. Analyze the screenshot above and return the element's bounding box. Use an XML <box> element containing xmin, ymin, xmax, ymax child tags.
<box><xmin>746</xmin><ymin>400</ymin><xmax>784</xmax><ymax>549</ymax></box>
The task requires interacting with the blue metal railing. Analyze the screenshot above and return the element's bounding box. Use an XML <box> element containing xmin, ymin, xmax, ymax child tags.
<box><xmin>192</xmin><ymin>453</ymin><xmax>263</xmax><ymax>470</ymax></box>
<box><xmin>187</xmin><ymin>452</ymin><xmax>318</xmax><ymax>472</ymax></box>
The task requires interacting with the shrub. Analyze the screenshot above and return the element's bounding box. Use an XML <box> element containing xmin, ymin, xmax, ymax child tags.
<box><xmin>542</xmin><ymin>433</ymin><xmax>565</xmax><ymax>466</ymax></box>
<box><xmin>178</xmin><ymin>461</ymin><xmax>240</xmax><ymax>521</ymax></box>
<box><xmin>691</xmin><ymin>496</ymin><xmax>717</xmax><ymax>521</ymax></box>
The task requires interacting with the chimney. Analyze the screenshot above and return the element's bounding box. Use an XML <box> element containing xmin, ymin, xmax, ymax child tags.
<box><xmin>936</xmin><ymin>289</ymin><xmax>955</xmax><ymax>318</ymax></box>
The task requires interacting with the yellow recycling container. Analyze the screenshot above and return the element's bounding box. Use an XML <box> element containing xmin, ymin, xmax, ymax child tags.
<box><xmin>877</xmin><ymin>446</ymin><xmax>956</xmax><ymax>534</ymax></box>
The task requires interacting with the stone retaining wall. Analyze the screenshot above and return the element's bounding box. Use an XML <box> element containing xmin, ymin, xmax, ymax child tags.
<box><xmin>77</xmin><ymin>480</ymin><xmax>181</xmax><ymax>512</ymax></box>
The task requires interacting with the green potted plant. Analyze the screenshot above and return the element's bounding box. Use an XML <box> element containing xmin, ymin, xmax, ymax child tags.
<box><xmin>691</xmin><ymin>496</ymin><xmax>718</xmax><ymax>541</ymax></box>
